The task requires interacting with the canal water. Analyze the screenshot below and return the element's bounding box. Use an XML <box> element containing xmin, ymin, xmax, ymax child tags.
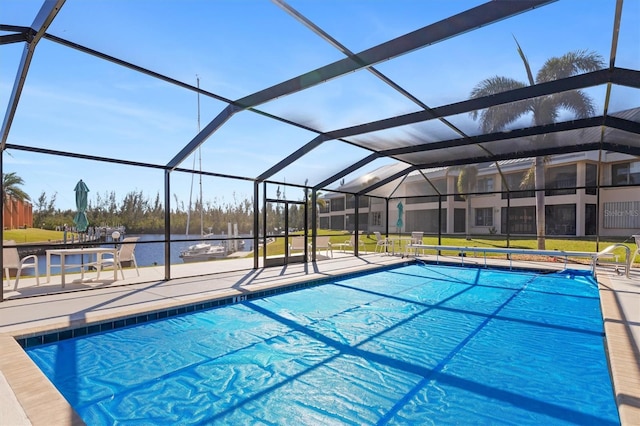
<box><xmin>33</xmin><ymin>234</ymin><xmax>254</xmax><ymax>276</ymax></box>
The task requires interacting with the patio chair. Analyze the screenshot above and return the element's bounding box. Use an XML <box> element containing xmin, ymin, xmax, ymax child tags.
<box><xmin>3</xmin><ymin>240</ymin><xmax>39</xmax><ymax>290</ymax></box>
<box><xmin>97</xmin><ymin>237</ymin><xmax>140</xmax><ymax>279</ymax></box>
<box><xmin>334</xmin><ymin>233</ymin><xmax>366</xmax><ymax>253</ymax></box>
<box><xmin>407</xmin><ymin>231</ymin><xmax>425</xmax><ymax>256</ymax></box>
<box><xmin>313</xmin><ymin>235</ymin><xmax>333</xmax><ymax>258</ymax></box>
<box><xmin>632</xmin><ymin>235</ymin><xmax>640</xmax><ymax>268</ymax></box>
<box><xmin>289</xmin><ymin>236</ymin><xmax>308</xmax><ymax>259</ymax></box>
<box><xmin>373</xmin><ymin>232</ymin><xmax>390</xmax><ymax>254</ymax></box>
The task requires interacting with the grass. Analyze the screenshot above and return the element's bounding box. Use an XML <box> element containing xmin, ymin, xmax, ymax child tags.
<box><xmin>256</xmin><ymin>231</ymin><xmax>637</xmax><ymax>264</ymax></box>
<box><xmin>3</xmin><ymin>228</ymin><xmax>74</xmax><ymax>244</ymax></box>
<box><xmin>4</xmin><ymin>227</ymin><xmax>637</xmax><ymax>263</ymax></box>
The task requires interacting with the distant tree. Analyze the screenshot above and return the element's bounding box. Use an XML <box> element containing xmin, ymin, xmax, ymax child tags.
<box><xmin>33</xmin><ymin>191</ymin><xmax>57</xmax><ymax>228</ymax></box>
<box><xmin>469</xmin><ymin>40</ymin><xmax>604</xmax><ymax>249</ymax></box>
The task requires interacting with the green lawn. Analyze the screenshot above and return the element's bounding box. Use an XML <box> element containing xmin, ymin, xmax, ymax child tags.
<box><xmin>3</xmin><ymin>228</ymin><xmax>73</xmax><ymax>244</ymax></box>
<box><xmin>256</xmin><ymin>231</ymin><xmax>637</xmax><ymax>264</ymax></box>
<box><xmin>4</xmin><ymin>228</ymin><xmax>636</xmax><ymax>264</ymax></box>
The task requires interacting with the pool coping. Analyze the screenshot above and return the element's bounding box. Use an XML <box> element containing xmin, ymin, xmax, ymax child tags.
<box><xmin>1</xmin><ymin>255</ymin><xmax>638</xmax><ymax>425</ymax></box>
<box><xmin>597</xmin><ymin>274</ymin><xmax>640</xmax><ymax>426</ymax></box>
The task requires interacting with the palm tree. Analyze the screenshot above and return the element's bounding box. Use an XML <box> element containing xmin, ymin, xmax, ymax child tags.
<box><xmin>2</xmin><ymin>172</ymin><xmax>30</xmax><ymax>202</ymax></box>
<box><xmin>469</xmin><ymin>40</ymin><xmax>604</xmax><ymax>249</ymax></box>
<box><xmin>456</xmin><ymin>165</ymin><xmax>478</xmax><ymax>240</ymax></box>
<box><xmin>2</xmin><ymin>172</ymin><xmax>31</xmax><ymax>230</ymax></box>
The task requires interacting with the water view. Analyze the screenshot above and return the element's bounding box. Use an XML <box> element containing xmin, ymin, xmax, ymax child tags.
<box><xmin>33</xmin><ymin>234</ymin><xmax>254</xmax><ymax>276</ymax></box>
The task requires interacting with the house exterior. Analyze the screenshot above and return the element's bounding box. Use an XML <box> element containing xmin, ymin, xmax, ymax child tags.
<box><xmin>319</xmin><ymin>152</ymin><xmax>640</xmax><ymax>238</ymax></box>
<box><xmin>2</xmin><ymin>196</ymin><xmax>33</xmax><ymax>230</ymax></box>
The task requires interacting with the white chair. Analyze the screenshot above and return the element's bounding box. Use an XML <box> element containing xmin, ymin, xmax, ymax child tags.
<box><xmin>334</xmin><ymin>233</ymin><xmax>366</xmax><ymax>253</ymax></box>
<box><xmin>313</xmin><ymin>236</ymin><xmax>333</xmax><ymax>258</ymax></box>
<box><xmin>408</xmin><ymin>231</ymin><xmax>425</xmax><ymax>256</ymax></box>
<box><xmin>3</xmin><ymin>240</ymin><xmax>39</xmax><ymax>290</ymax></box>
<box><xmin>410</xmin><ymin>231</ymin><xmax>424</xmax><ymax>245</ymax></box>
<box><xmin>632</xmin><ymin>235</ymin><xmax>640</xmax><ymax>268</ymax></box>
<box><xmin>373</xmin><ymin>232</ymin><xmax>390</xmax><ymax>254</ymax></box>
<box><xmin>289</xmin><ymin>236</ymin><xmax>308</xmax><ymax>259</ymax></box>
<box><xmin>97</xmin><ymin>237</ymin><xmax>140</xmax><ymax>279</ymax></box>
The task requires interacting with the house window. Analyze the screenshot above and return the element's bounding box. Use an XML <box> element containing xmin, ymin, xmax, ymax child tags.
<box><xmin>501</xmin><ymin>206</ymin><xmax>535</xmax><ymax>234</ymax></box>
<box><xmin>612</xmin><ymin>161</ymin><xmax>640</xmax><ymax>185</ymax></box>
<box><xmin>454</xmin><ymin>185</ymin><xmax>465</xmax><ymax>201</ymax></box>
<box><xmin>477</xmin><ymin>177</ymin><xmax>494</xmax><ymax>193</ymax></box>
<box><xmin>407</xmin><ymin>180</ymin><xmax>446</xmax><ymax>204</ymax></box>
<box><xmin>585</xmin><ymin>204</ymin><xmax>596</xmax><ymax>235</ymax></box>
<box><xmin>545</xmin><ymin>164</ymin><xmax>576</xmax><ymax>196</ymax></box>
<box><xmin>346</xmin><ymin>195</ymin><xmax>355</xmax><ymax>209</ymax></box>
<box><xmin>371</xmin><ymin>211</ymin><xmax>381</xmax><ymax>227</ymax></box>
<box><xmin>585</xmin><ymin>164</ymin><xmax>597</xmax><ymax>195</ymax></box>
<box><xmin>406</xmin><ymin>209</ymin><xmax>446</xmax><ymax>233</ymax></box>
<box><xmin>475</xmin><ymin>208</ymin><xmax>493</xmax><ymax>226</ymax></box>
<box><xmin>545</xmin><ymin>204</ymin><xmax>576</xmax><ymax>235</ymax></box>
<box><xmin>454</xmin><ymin>209</ymin><xmax>466</xmax><ymax>233</ymax></box>
<box><xmin>502</xmin><ymin>172</ymin><xmax>535</xmax><ymax>199</ymax></box>
<box><xmin>330</xmin><ymin>215</ymin><xmax>344</xmax><ymax>230</ymax></box>
<box><xmin>330</xmin><ymin>197</ymin><xmax>345</xmax><ymax>212</ymax></box>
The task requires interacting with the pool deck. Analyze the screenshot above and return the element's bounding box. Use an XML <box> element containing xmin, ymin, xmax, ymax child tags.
<box><xmin>1</xmin><ymin>252</ymin><xmax>638</xmax><ymax>425</ymax></box>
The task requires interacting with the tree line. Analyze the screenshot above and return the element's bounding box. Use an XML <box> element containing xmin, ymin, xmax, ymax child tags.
<box><xmin>31</xmin><ymin>188</ymin><xmax>311</xmax><ymax>235</ymax></box>
<box><xmin>4</xmin><ymin>170</ymin><xmax>321</xmax><ymax>235</ymax></box>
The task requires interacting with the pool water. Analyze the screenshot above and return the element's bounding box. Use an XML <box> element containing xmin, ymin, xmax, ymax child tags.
<box><xmin>26</xmin><ymin>264</ymin><xmax>619</xmax><ymax>425</ymax></box>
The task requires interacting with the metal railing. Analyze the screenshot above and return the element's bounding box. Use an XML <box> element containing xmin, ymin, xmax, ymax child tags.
<box><xmin>404</xmin><ymin>243</ymin><xmax>632</xmax><ymax>278</ymax></box>
<box><xmin>594</xmin><ymin>243</ymin><xmax>631</xmax><ymax>278</ymax></box>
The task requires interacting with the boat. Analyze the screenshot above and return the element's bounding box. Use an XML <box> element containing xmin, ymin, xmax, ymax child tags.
<box><xmin>180</xmin><ymin>76</ymin><xmax>227</xmax><ymax>263</ymax></box>
<box><xmin>179</xmin><ymin>242</ymin><xmax>226</xmax><ymax>262</ymax></box>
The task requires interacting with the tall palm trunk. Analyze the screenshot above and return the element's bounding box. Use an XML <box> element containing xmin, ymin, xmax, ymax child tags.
<box><xmin>534</xmin><ymin>156</ymin><xmax>545</xmax><ymax>249</ymax></box>
<box><xmin>456</xmin><ymin>166</ymin><xmax>477</xmax><ymax>241</ymax></box>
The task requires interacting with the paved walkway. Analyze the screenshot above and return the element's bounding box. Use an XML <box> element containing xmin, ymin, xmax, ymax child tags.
<box><xmin>1</xmin><ymin>253</ymin><xmax>638</xmax><ymax>425</ymax></box>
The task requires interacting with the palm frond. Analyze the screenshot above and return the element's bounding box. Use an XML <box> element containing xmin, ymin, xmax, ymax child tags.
<box><xmin>520</xmin><ymin>155</ymin><xmax>551</xmax><ymax>189</ymax></box>
<box><xmin>2</xmin><ymin>172</ymin><xmax>31</xmax><ymax>202</ymax></box>
<box><xmin>469</xmin><ymin>77</ymin><xmax>530</xmax><ymax>132</ymax></box>
<box><xmin>533</xmin><ymin>97</ymin><xmax>560</xmax><ymax>126</ymax></box>
<box><xmin>552</xmin><ymin>90</ymin><xmax>597</xmax><ymax>118</ymax></box>
<box><xmin>536</xmin><ymin>50</ymin><xmax>605</xmax><ymax>83</ymax></box>
<box><xmin>469</xmin><ymin>76</ymin><xmax>526</xmax><ymax>99</ymax></box>
<box><xmin>520</xmin><ymin>165</ymin><xmax>535</xmax><ymax>189</ymax></box>
<box><xmin>513</xmin><ymin>36</ymin><xmax>535</xmax><ymax>86</ymax></box>
<box><xmin>456</xmin><ymin>165</ymin><xmax>479</xmax><ymax>200</ymax></box>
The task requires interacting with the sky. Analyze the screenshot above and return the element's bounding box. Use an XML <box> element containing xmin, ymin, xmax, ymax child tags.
<box><xmin>1</xmin><ymin>0</ymin><xmax>639</xmax><ymax>211</ymax></box>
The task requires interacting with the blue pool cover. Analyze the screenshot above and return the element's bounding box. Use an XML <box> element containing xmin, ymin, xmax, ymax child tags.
<box><xmin>26</xmin><ymin>264</ymin><xmax>619</xmax><ymax>425</ymax></box>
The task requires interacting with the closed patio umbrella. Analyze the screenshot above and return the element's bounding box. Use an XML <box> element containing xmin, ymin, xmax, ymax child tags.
<box><xmin>73</xmin><ymin>179</ymin><xmax>90</xmax><ymax>232</ymax></box>
<box><xmin>396</xmin><ymin>201</ymin><xmax>403</xmax><ymax>234</ymax></box>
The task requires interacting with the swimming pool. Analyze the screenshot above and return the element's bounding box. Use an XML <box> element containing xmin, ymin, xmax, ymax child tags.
<box><xmin>25</xmin><ymin>264</ymin><xmax>619</xmax><ymax>425</ymax></box>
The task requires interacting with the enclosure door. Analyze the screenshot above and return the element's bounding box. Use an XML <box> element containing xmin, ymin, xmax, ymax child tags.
<box><xmin>263</xmin><ymin>200</ymin><xmax>307</xmax><ymax>266</ymax></box>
